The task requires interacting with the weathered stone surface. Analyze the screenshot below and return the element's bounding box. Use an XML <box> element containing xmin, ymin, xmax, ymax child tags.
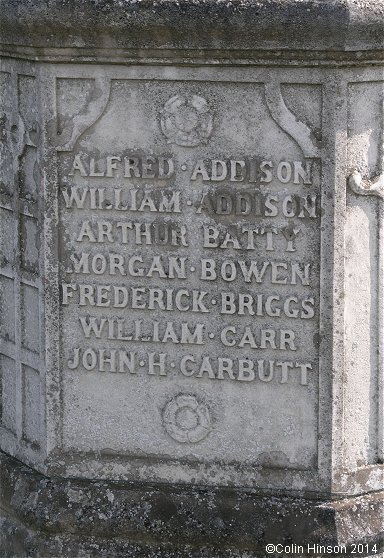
<box><xmin>0</xmin><ymin>0</ymin><xmax>383</xmax><ymax>555</ymax></box>
<box><xmin>1</xmin><ymin>0</ymin><xmax>384</xmax><ymax>61</ymax></box>
<box><xmin>0</xmin><ymin>452</ymin><xmax>383</xmax><ymax>557</ymax></box>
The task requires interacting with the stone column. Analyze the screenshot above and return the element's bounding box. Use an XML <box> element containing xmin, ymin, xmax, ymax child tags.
<box><xmin>0</xmin><ymin>1</ymin><xmax>383</xmax><ymax>556</ymax></box>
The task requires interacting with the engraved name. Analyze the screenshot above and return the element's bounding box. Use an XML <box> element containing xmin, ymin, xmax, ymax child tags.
<box><xmin>62</xmin><ymin>283</ymin><xmax>315</xmax><ymax>317</ymax></box>
<box><xmin>77</xmin><ymin>316</ymin><xmax>298</xmax><ymax>350</ymax></box>
<box><xmin>66</xmin><ymin>348</ymin><xmax>312</xmax><ymax>386</ymax></box>
<box><xmin>69</xmin><ymin>154</ymin><xmax>313</xmax><ymax>185</ymax></box>
<box><xmin>62</xmin><ymin>188</ymin><xmax>319</xmax><ymax>219</ymax></box>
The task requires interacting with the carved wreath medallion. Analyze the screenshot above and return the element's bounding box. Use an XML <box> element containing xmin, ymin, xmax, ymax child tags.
<box><xmin>160</xmin><ymin>95</ymin><xmax>213</xmax><ymax>147</ymax></box>
<box><xmin>162</xmin><ymin>394</ymin><xmax>211</xmax><ymax>443</ymax></box>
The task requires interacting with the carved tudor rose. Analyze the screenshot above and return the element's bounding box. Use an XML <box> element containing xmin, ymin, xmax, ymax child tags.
<box><xmin>162</xmin><ymin>394</ymin><xmax>211</xmax><ymax>443</ymax></box>
<box><xmin>160</xmin><ymin>95</ymin><xmax>213</xmax><ymax>147</ymax></box>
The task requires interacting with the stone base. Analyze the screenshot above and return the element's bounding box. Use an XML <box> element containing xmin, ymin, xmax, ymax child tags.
<box><xmin>1</xmin><ymin>452</ymin><xmax>382</xmax><ymax>558</ymax></box>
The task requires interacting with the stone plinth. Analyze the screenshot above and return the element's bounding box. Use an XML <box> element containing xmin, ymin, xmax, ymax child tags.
<box><xmin>0</xmin><ymin>1</ymin><xmax>383</xmax><ymax>556</ymax></box>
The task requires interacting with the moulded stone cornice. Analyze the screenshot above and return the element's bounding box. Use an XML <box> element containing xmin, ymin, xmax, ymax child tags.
<box><xmin>0</xmin><ymin>0</ymin><xmax>383</xmax><ymax>64</ymax></box>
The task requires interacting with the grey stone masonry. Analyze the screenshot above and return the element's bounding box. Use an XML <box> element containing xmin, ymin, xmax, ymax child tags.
<box><xmin>0</xmin><ymin>1</ymin><xmax>383</xmax><ymax>556</ymax></box>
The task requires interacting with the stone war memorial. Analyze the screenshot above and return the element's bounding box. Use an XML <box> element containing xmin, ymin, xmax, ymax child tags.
<box><xmin>0</xmin><ymin>0</ymin><xmax>383</xmax><ymax>556</ymax></box>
